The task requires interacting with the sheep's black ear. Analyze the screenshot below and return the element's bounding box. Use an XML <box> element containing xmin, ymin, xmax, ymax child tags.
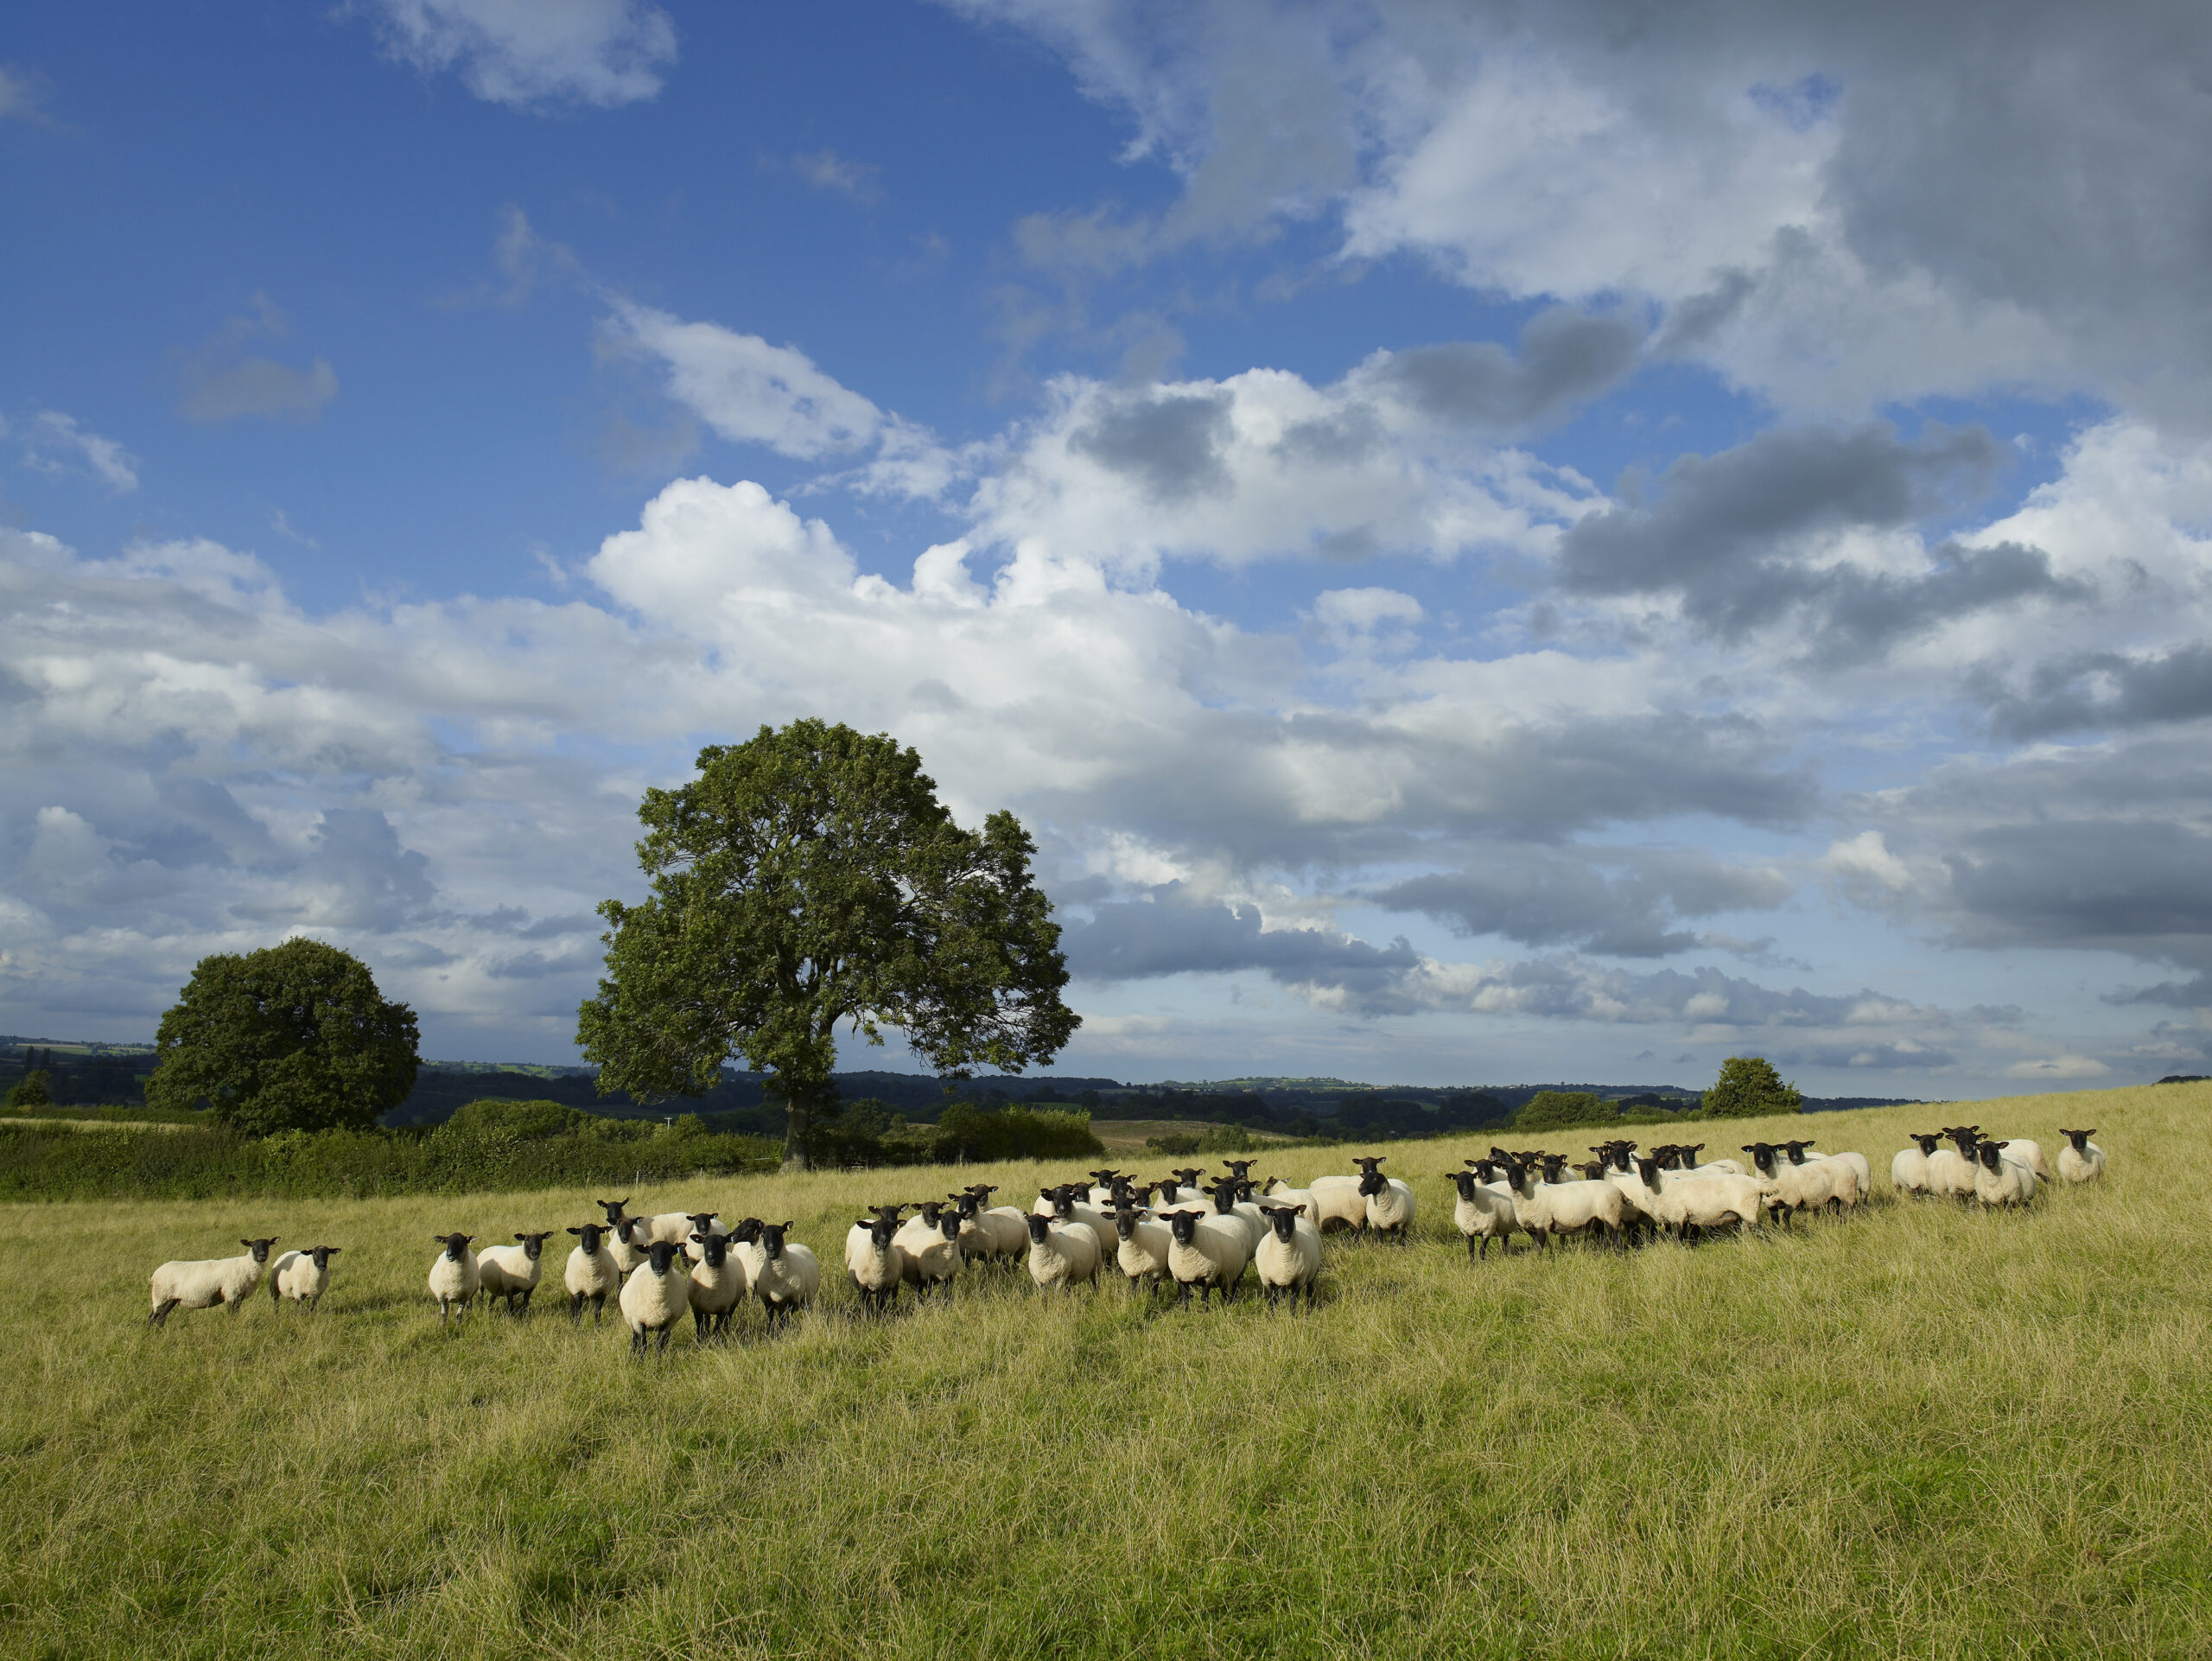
<box><xmin>325</xmin><ymin>1247</ymin><xmax>341</xmax><ymax>1255</ymax></box>
<box><xmin>567</xmin><ymin>1226</ymin><xmax>582</xmax><ymax>1236</ymax></box>
<box><xmin>242</xmin><ymin>1240</ymin><xmax>254</xmax><ymax>1250</ymax></box>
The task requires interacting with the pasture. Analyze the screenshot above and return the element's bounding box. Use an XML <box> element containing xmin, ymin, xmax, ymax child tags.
<box><xmin>3</xmin><ymin>1084</ymin><xmax>2208</xmax><ymax>1659</ymax></box>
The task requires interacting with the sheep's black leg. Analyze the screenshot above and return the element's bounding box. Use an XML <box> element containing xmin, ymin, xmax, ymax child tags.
<box><xmin>149</xmin><ymin>1299</ymin><xmax>178</xmax><ymax>1329</ymax></box>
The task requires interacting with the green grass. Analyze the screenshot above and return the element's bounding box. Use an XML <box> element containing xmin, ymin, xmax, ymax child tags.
<box><xmin>3</xmin><ymin>1084</ymin><xmax>2207</xmax><ymax>1658</ymax></box>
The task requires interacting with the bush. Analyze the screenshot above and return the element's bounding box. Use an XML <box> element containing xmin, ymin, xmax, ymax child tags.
<box><xmin>1700</xmin><ymin>1057</ymin><xmax>1804</xmax><ymax>1120</ymax></box>
<box><xmin>1514</xmin><ymin>1091</ymin><xmax>1617</xmax><ymax>1132</ymax></box>
<box><xmin>1145</xmin><ymin>1132</ymin><xmax>1202</xmax><ymax>1155</ymax></box>
<box><xmin>6</xmin><ymin>1070</ymin><xmax>52</xmax><ymax>1111</ymax></box>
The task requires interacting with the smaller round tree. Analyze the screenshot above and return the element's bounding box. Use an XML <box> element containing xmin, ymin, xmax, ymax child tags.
<box><xmin>1700</xmin><ymin>1055</ymin><xmax>1804</xmax><ymax>1119</ymax></box>
<box><xmin>6</xmin><ymin>1069</ymin><xmax>52</xmax><ymax>1110</ymax></box>
<box><xmin>146</xmin><ymin>939</ymin><xmax>420</xmax><ymax>1136</ymax></box>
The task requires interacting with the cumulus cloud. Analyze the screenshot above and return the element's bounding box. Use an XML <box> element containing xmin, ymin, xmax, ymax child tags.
<box><xmin>365</xmin><ymin>0</ymin><xmax>676</xmax><ymax>110</ymax></box>
<box><xmin>175</xmin><ymin>296</ymin><xmax>337</xmax><ymax>425</ymax></box>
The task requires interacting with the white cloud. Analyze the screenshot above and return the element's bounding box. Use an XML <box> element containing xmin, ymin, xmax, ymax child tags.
<box><xmin>365</xmin><ymin>0</ymin><xmax>676</xmax><ymax>110</ymax></box>
<box><xmin>0</xmin><ymin>63</ymin><xmax>47</xmax><ymax>123</ymax></box>
<box><xmin>2004</xmin><ymin>1055</ymin><xmax>2110</xmax><ymax>1080</ymax></box>
<box><xmin>10</xmin><ymin>412</ymin><xmax>139</xmax><ymax>492</ymax></box>
<box><xmin>781</xmin><ymin>149</ymin><xmax>883</xmax><ymax>205</ymax></box>
<box><xmin>175</xmin><ymin>296</ymin><xmax>337</xmax><ymax>425</ymax></box>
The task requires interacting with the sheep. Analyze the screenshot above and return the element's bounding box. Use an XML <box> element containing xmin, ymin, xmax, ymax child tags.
<box><xmin>1152</xmin><ymin>1174</ymin><xmax>1209</xmax><ymax>1211</ymax></box>
<box><xmin>1589</xmin><ymin>1142</ymin><xmax>1662</xmax><ymax>1243</ymax></box>
<box><xmin>1446</xmin><ymin>1169</ymin><xmax>1518</xmax><ymax>1261</ymax></box>
<box><xmin>1162</xmin><ymin>1207</ymin><xmax>1251</xmax><ymax>1306</ymax></box>
<box><xmin>1652</xmin><ymin>1142</ymin><xmax>1746</xmax><ymax>1178</ymax></box>
<box><xmin>1257</xmin><ymin>1174</ymin><xmax>1316</xmax><ymax>1219</ymax></box>
<box><xmin>1741</xmin><ymin>1142</ymin><xmax>1852</xmax><ymax>1224</ymax></box>
<box><xmin>1043</xmin><ymin>1186</ymin><xmax>1116</xmax><ymax>1264</ymax></box>
<box><xmin>619</xmin><ymin>1239</ymin><xmax>692</xmax><ymax>1352</ymax></box>
<box><xmin>268</xmin><ymin>1245</ymin><xmax>341</xmax><ymax>1311</ymax></box>
<box><xmin>899</xmin><ymin>1207</ymin><xmax>966</xmax><ymax>1300</ymax></box>
<box><xmin>1928</xmin><ymin>1127</ymin><xmax>1982</xmax><ymax>1200</ymax></box>
<box><xmin>1254</xmin><ymin>1203</ymin><xmax>1321</xmax><ymax>1311</ymax></box>
<box><xmin>1305</xmin><ymin>1160</ymin><xmax>1377</xmax><ymax>1235</ymax></box>
<box><xmin>961</xmin><ymin>1188</ymin><xmax>1033</xmax><ymax>1266</ymax></box>
<box><xmin>477</xmin><ymin>1231</ymin><xmax>555</xmax><ymax>1315</ymax></box>
<box><xmin>1998</xmin><ymin>1139</ymin><xmax>2053</xmax><ymax>1183</ymax></box>
<box><xmin>1023</xmin><ymin>1211</ymin><xmax>1101</xmax><ymax>1291</ymax></box>
<box><xmin>1974</xmin><ymin>1139</ymin><xmax>2038</xmax><ymax>1207</ymax></box>
<box><xmin>1498</xmin><ymin>1156</ymin><xmax>1624</xmax><ymax>1250</ymax></box>
<box><xmin>594</xmin><ymin>1195</ymin><xmax>703</xmax><ymax>1250</ymax></box>
<box><xmin>149</xmin><ymin>1238</ymin><xmax>279</xmax><ymax>1327</ymax></box>
<box><xmin>1892</xmin><ymin>1134</ymin><xmax>1942</xmax><ymax>1195</ymax></box>
<box><xmin>1110</xmin><ymin>1206</ymin><xmax>1173</xmax><ymax>1292</ymax></box>
<box><xmin>1083</xmin><ymin>1168</ymin><xmax>1127</xmax><ymax>1209</ymax></box>
<box><xmin>563</xmin><ymin>1224</ymin><xmax>620</xmax><ymax>1324</ymax></box>
<box><xmin>1628</xmin><ymin>1155</ymin><xmax>1764</xmax><ymax>1240</ymax></box>
<box><xmin>752</xmin><ymin>1222</ymin><xmax>819</xmax><ymax>1331</ymax></box>
<box><xmin>1781</xmin><ymin>1142</ymin><xmax>1869</xmax><ymax>1212</ymax></box>
<box><xmin>1199</xmin><ymin>1179</ymin><xmax>1267</xmax><ymax>1253</ymax></box>
<box><xmin>687</xmin><ymin>1229</ymin><xmax>747</xmax><ymax>1339</ymax></box>
<box><xmin>681</xmin><ymin>1211</ymin><xmax>730</xmax><ymax>1264</ymax></box>
<box><xmin>425</xmin><ymin>1233</ymin><xmax>480</xmax><ymax>1325</ymax></box>
<box><xmin>844</xmin><ymin>1210</ymin><xmax>908</xmax><ymax>1314</ymax></box>
<box><xmin>2056</xmin><ymin>1127</ymin><xmax>2107</xmax><ymax>1184</ymax></box>
<box><xmin>607</xmin><ymin>1215</ymin><xmax>653</xmax><ymax>1276</ymax></box>
<box><xmin>1357</xmin><ymin>1168</ymin><xmax>1417</xmax><ymax>1244</ymax></box>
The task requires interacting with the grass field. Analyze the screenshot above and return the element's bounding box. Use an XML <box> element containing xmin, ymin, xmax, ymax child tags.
<box><xmin>3</xmin><ymin>1083</ymin><xmax>2207</xmax><ymax>1658</ymax></box>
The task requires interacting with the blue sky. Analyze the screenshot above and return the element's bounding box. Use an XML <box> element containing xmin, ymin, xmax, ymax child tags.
<box><xmin>8</xmin><ymin>1</ymin><xmax>2212</xmax><ymax>1094</ymax></box>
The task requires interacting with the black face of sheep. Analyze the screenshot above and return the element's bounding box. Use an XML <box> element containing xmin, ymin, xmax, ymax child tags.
<box><xmin>568</xmin><ymin>1224</ymin><xmax>606</xmax><ymax>1254</ymax></box>
<box><xmin>2058</xmin><ymin>1128</ymin><xmax>2096</xmax><ymax>1151</ymax></box>
<box><xmin>514</xmin><ymin>1231</ymin><xmax>551</xmax><ymax>1260</ymax></box>
<box><xmin>307</xmin><ymin>1245</ymin><xmax>341</xmax><ymax>1270</ymax></box>
<box><xmin>1782</xmin><ymin>1140</ymin><xmax>1817</xmax><ymax>1165</ymax></box>
<box><xmin>1221</xmin><ymin>1159</ymin><xmax>1256</xmax><ymax>1180</ymax></box>
<box><xmin>760</xmin><ymin>1223</ymin><xmax>793</xmax><ymax>1260</ymax></box>
<box><xmin>950</xmin><ymin>1193</ymin><xmax>981</xmax><ymax>1219</ymax></box>
<box><xmin>1633</xmin><ymin>1157</ymin><xmax>1662</xmax><ymax>1187</ymax></box>
<box><xmin>644</xmin><ymin>1240</ymin><xmax>681</xmax><ymax>1274</ymax></box>
<box><xmin>1206</xmin><ymin>1181</ymin><xmax>1241</xmax><ymax>1213</ymax></box>
<box><xmin>1910</xmin><ymin>1133</ymin><xmax>1942</xmax><ymax>1156</ymax></box>
<box><xmin>432</xmin><ymin>1233</ymin><xmax>472</xmax><ymax>1260</ymax></box>
<box><xmin>685</xmin><ymin>1212</ymin><xmax>719</xmax><ymax>1238</ymax></box>
<box><xmin>729</xmin><ymin>1218</ymin><xmax>765</xmax><ymax>1244</ymax></box>
<box><xmin>1352</xmin><ymin>1155</ymin><xmax>1386</xmax><ymax>1175</ymax></box>
<box><xmin>241</xmin><ymin>1238</ymin><xmax>278</xmax><ymax>1263</ymax></box>
<box><xmin>1260</xmin><ymin>1205</ymin><xmax>1303</xmax><ymax>1241</ymax></box>
<box><xmin>595</xmin><ymin>1198</ymin><xmax>629</xmax><ymax>1225</ymax></box>
<box><xmin>1975</xmin><ymin>1141</ymin><xmax>2009</xmax><ymax>1172</ymax></box>
<box><xmin>1741</xmin><ymin>1144</ymin><xmax>1780</xmax><ymax>1177</ymax></box>
<box><xmin>691</xmin><ymin>1231</ymin><xmax>729</xmax><ymax>1268</ymax></box>
<box><xmin>1683</xmin><ymin>1143</ymin><xmax>1707</xmax><ymax>1166</ymax></box>
<box><xmin>967</xmin><ymin>1183</ymin><xmax>997</xmax><ymax>1201</ymax></box>
<box><xmin>1171</xmin><ymin>1167</ymin><xmax>1205</xmax><ymax>1187</ymax></box>
<box><xmin>1113</xmin><ymin>1208</ymin><xmax>1145</xmax><ymax>1239</ymax></box>
<box><xmin>1024</xmin><ymin>1212</ymin><xmax>1053</xmax><ymax>1244</ymax></box>
<box><xmin>1358</xmin><ymin>1169</ymin><xmax>1391</xmax><ymax>1197</ymax></box>
<box><xmin>1450</xmin><ymin>1171</ymin><xmax>1481</xmax><ymax>1200</ymax></box>
<box><xmin>1539</xmin><ymin>1155</ymin><xmax>1572</xmax><ymax>1184</ymax></box>
<box><xmin>1166</xmin><ymin>1210</ymin><xmax>1204</xmax><ymax>1244</ymax></box>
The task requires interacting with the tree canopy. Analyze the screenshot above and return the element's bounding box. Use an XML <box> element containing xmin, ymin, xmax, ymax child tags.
<box><xmin>146</xmin><ymin>939</ymin><xmax>421</xmax><ymax>1135</ymax></box>
<box><xmin>1514</xmin><ymin>1090</ymin><xmax>1616</xmax><ymax>1132</ymax></box>
<box><xmin>575</xmin><ymin>720</ymin><xmax>1081</xmax><ymax>1168</ymax></box>
<box><xmin>1700</xmin><ymin>1054</ymin><xmax>1805</xmax><ymax>1119</ymax></box>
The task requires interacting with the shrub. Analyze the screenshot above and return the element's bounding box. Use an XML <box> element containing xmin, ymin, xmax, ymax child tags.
<box><xmin>1514</xmin><ymin>1091</ymin><xmax>1616</xmax><ymax>1132</ymax></box>
<box><xmin>1700</xmin><ymin>1056</ymin><xmax>1804</xmax><ymax>1120</ymax></box>
<box><xmin>6</xmin><ymin>1070</ymin><xmax>53</xmax><ymax>1111</ymax></box>
<box><xmin>1146</xmin><ymin>1132</ymin><xmax>1202</xmax><ymax>1155</ymax></box>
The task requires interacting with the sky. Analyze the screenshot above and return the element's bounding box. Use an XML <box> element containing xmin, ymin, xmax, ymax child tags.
<box><xmin>5</xmin><ymin>0</ymin><xmax>2212</xmax><ymax>1094</ymax></box>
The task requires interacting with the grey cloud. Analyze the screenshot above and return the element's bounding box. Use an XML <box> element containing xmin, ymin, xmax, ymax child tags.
<box><xmin>1775</xmin><ymin>1042</ymin><xmax>1956</xmax><ymax>1071</ymax></box>
<box><xmin>1981</xmin><ymin>642</ymin><xmax>2212</xmax><ymax>741</ymax></box>
<box><xmin>1064</xmin><ymin>885</ymin><xmax>1418</xmax><ymax>994</ymax></box>
<box><xmin>1367</xmin><ymin>306</ymin><xmax>1645</xmax><ymax>436</ymax></box>
<box><xmin>1067</xmin><ymin>390</ymin><xmax>1234</xmax><ymax>502</ymax></box>
<box><xmin>175</xmin><ymin>297</ymin><xmax>339</xmax><ymax>425</ymax></box>
<box><xmin>1557</xmin><ymin>423</ymin><xmax>2089</xmax><ymax>659</ymax></box>
<box><xmin>1653</xmin><ymin>270</ymin><xmax>1757</xmax><ymax>357</ymax></box>
<box><xmin>1370</xmin><ymin>844</ymin><xmax>1792</xmax><ymax>958</ymax></box>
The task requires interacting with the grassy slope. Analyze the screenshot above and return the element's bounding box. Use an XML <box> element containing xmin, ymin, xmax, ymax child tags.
<box><xmin>2</xmin><ymin>1084</ymin><xmax>2207</xmax><ymax>1660</ymax></box>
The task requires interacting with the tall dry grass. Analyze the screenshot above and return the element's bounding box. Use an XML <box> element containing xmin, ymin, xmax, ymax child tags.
<box><xmin>0</xmin><ymin>1083</ymin><xmax>2206</xmax><ymax>1658</ymax></box>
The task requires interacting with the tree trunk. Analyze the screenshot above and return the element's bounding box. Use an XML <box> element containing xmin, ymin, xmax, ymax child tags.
<box><xmin>782</xmin><ymin>1094</ymin><xmax>811</xmax><ymax>1171</ymax></box>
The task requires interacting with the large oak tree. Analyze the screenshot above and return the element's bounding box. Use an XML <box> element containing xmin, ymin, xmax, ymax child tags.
<box><xmin>575</xmin><ymin>721</ymin><xmax>1080</xmax><ymax>1168</ymax></box>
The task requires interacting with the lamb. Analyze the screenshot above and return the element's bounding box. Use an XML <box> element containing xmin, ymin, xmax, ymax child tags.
<box><xmin>1974</xmin><ymin>1139</ymin><xmax>2038</xmax><ymax>1207</ymax></box>
<box><xmin>1110</xmin><ymin>1206</ymin><xmax>1173</xmax><ymax>1292</ymax></box>
<box><xmin>687</xmin><ymin>1229</ymin><xmax>747</xmax><ymax>1339</ymax></box>
<box><xmin>1357</xmin><ymin>1168</ymin><xmax>1417</xmax><ymax>1244</ymax></box>
<box><xmin>1163</xmin><ymin>1206</ymin><xmax>1251</xmax><ymax>1306</ymax></box>
<box><xmin>899</xmin><ymin>1207</ymin><xmax>966</xmax><ymax>1299</ymax></box>
<box><xmin>1022</xmin><ymin>1211</ymin><xmax>1101</xmax><ymax>1291</ymax></box>
<box><xmin>563</xmin><ymin>1224</ymin><xmax>620</xmax><ymax>1324</ymax></box>
<box><xmin>1446</xmin><ymin>1168</ymin><xmax>1518</xmax><ymax>1261</ymax></box>
<box><xmin>268</xmin><ymin>1245</ymin><xmax>341</xmax><ymax>1311</ymax></box>
<box><xmin>751</xmin><ymin>1222</ymin><xmax>819</xmax><ymax>1331</ymax></box>
<box><xmin>426</xmin><ymin>1233</ymin><xmax>480</xmax><ymax>1325</ymax></box>
<box><xmin>1629</xmin><ymin>1156</ymin><xmax>1764</xmax><ymax>1239</ymax></box>
<box><xmin>619</xmin><ymin>1238</ymin><xmax>691</xmax><ymax>1352</ymax></box>
<box><xmin>1892</xmin><ymin>1134</ymin><xmax>1942</xmax><ymax>1195</ymax></box>
<box><xmin>1498</xmin><ymin>1155</ymin><xmax>1624</xmax><ymax>1250</ymax></box>
<box><xmin>844</xmin><ymin>1210</ymin><xmax>908</xmax><ymax>1314</ymax></box>
<box><xmin>149</xmin><ymin>1238</ymin><xmax>279</xmax><ymax>1327</ymax></box>
<box><xmin>2056</xmin><ymin>1127</ymin><xmax>2107</xmax><ymax>1184</ymax></box>
<box><xmin>477</xmin><ymin>1231</ymin><xmax>554</xmax><ymax>1314</ymax></box>
<box><xmin>1253</xmin><ymin>1203</ymin><xmax>1321</xmax><ymax>1310</ymax></box>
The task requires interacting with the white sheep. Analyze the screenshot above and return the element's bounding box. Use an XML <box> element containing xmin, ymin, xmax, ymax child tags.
<box><xmin>1022</xmin><ymin>1211</ymin><xmax>1100</xmax><ymax>1290</ymax></box>
<box><xmin>425</xmin><ymin>1232</ymin><xmax>480</xmax><ymax>1324</ymax></box>
<box><xmin>1043</xmin><ymin>1186</ymin><xmax>1116</xmax><ymax>1264</ymax></box>
<box><xmin>1974</xmin><ymin>1139</ymin><xmax>2038</xmax><ymax>1207</ymax></box>
<box><xmin>687</xmin><ymin>1230</ymin><xmax>747</xmax><ymax>1339</ymax></box>
<box><xmin>1892</xmin><ymin>1134</ymin><xmax>1942</xmax><ymax>1195</ymax></box>
<box><xmin>1257</xmin><ymin>1175</ymin><xmax>1315</xmax><ymax>1219</ymax></box>
<box><xmin>2056</xmin><ymin>1127</ymin><xmax>2107</xmax><ymax>1184</ymax></box>
<box><xmin>1163</xmin><ymin>1207</ymin><xmax>1250</xmax><ymax>1305</ymax></box>
<box><xmin>897</xmin><ymin>1206</ymin><xmax>966</xmax><ymax>1299</ymax></box>
<box><xmin>563</xmin><ymin>1223</ymin><xmax>621</xmax><ymax>1324</ymax></box>
<box><xmin>1500</xmin><ymin>1156</ymin><xmax>1624</xmax><ymax>1249</ymax></box>
<box><xmin>1110</xmin><ymin>1206</ymin><xmax>1173</xmax><ymax>1292</ymax></box>
<box><xmin>1781</xmin><ymin>1142</ymin><xmax>1870</xmax><ymax>1211</ymax></box>
<box><xmin>1741</xmin><ymin>1142</ymin><xmax>1856</xmax><ymax>1224</ymax></box>
<box><xmin>680</xmin><ymin>1210</ymin><xmax>730</xmax><ymax>1264</ymax></box>
<box><xmin>149</xmin><ymin>1238</ymin><xmax>279</xmax><ymax>1327</ymax></box>
<box><xmin>1628</xmin><ymin>1156</ymin><xmax>1763</xmax><ymax>1239</ymax></box>
<box><xmin>751</xmin><ymin>1222</ymin><xmax>820</xmax><ymax>1331</ymax></box>
<box><xmin>1253</xmin><ymin>1203</ymin><xmax>1321</xmax><ymax>1310</ymax></box>
<box><xmin>844</xmin><ymin>1211</ymin><xmax>909</xmax><ymax>1314</ymax></box>
<box><xmin>1998</xmin><ymin>1138</ymin><xmax>2053</xmax><ymax>1183</ymax></box>
<box><xmin>1304</xmin><ymin>1160</ymin><xmax>1379</xmax><ymax>1234</ymax></box>
<box><xmin>268</xmin><ymin>1245</ymin><xmax>341</xmax><ymax>1311</ymax></box>
<box><xmin>618</xmin><ymin>1238</ymin><xmax>692</xmax><ymax>1352</ymax></box>
<box><xmin>1358</xmin><ymin>1170</ymin><xmax>1417</xmax><ymax>1244</ymax></box>
<box><xmin>1928</xmin><ymin>1128</ymin><xmax>1982</xmax><ymax>1200</ymax></box>
<box><xmin>1447</xmin><ymin>1168</ymin><xmax>1518</xmax><ymax>1261</ymax></box>
<box><xmin>477</xmin><ymin>1231</ymin><xmax>554</xmax><ymax>1315</ymax></box>
<box><xmin>607</xmin><ymin>1215</ymin><xmax>652</xmax><ymax>1276</ymax></box>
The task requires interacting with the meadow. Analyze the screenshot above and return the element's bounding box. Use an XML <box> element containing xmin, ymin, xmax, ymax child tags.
<box><xmin>3</xmin><ymin>1083</ymin><xmax>2207</xmax><ymax>1659</ymax></box>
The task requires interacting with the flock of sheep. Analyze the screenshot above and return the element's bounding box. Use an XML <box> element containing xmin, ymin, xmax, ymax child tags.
<box><xmin>143</xmin><ymin>1123</ymin><xmax>2108</xmax><ymax>1346</ymax></box>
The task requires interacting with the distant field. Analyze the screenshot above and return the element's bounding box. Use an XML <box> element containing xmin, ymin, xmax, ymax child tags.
<box><xmin>1086</xmin><ymin>1117</ymin><xmax>1303</xmax><ymax>1154</ymax></box>
<box><xmin>1</xmin><ymin>1083</ymin><xmax>2206</xmax><ymax>1658</ymax></box>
